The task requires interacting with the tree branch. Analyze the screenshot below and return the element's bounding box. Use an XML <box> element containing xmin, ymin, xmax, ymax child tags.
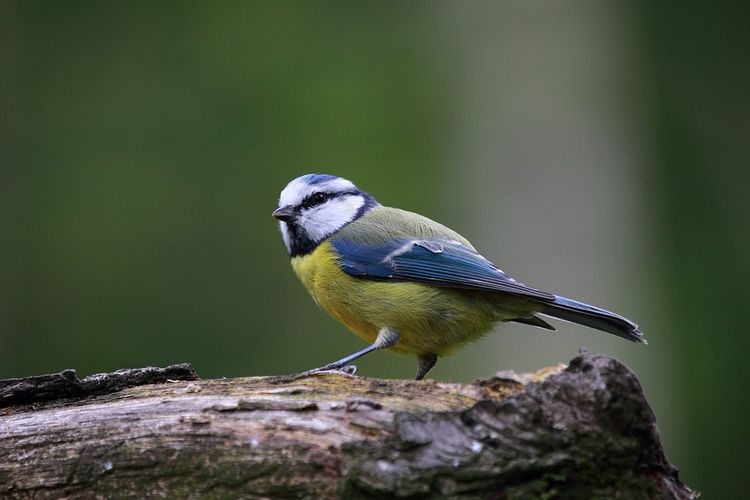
<box><xmin>0</xmin><ymin>351</ymin><xmax>696</xmax><ymax>498</ymax></box>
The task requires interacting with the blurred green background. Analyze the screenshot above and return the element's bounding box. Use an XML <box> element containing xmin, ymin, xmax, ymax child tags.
<box><xmin>1</xmin><ymin>1</ymin><xmax>748</xmax><ymax>497</ymax></box>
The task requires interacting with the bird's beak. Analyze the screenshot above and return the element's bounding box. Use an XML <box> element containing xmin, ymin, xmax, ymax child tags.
<box><xmin>272</xmin><ymin>205</ymin><xmax>296</xmax><ymax>222</ymax></box>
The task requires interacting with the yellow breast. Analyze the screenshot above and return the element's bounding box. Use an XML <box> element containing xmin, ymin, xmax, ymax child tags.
<box><xmin>291</xmin><ymin>242</ymin><xmax>380</xmax><ymax>345</ymax></box>
<box><xmin>290</xmin><ymin>241</ymin><xmax>499</xmax><ymax>356</ymax></box>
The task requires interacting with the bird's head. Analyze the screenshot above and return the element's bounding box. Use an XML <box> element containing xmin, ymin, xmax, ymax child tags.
<box><xmin>273</xmin><ymin>174</ymin><xmax>379</xmax><ymax>256</ymax></box>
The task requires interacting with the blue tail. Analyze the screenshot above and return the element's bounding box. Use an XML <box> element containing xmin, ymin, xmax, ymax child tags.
<box><xmin>539</xmin><ymin>296</ymin><xmax>646</xmax><ymax>344</ymax></box>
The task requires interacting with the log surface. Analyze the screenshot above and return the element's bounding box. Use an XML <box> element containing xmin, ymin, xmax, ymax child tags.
<box><xmin>0</xmin><ymin>351</ymin><xmax>696</xmax><ymax>499</ymax></box>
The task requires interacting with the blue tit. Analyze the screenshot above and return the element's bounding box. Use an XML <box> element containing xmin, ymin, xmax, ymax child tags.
<box><xmin>273</xmin><ymin>174</ymin><xmax>645</xmax><ymax>380</ymax></box>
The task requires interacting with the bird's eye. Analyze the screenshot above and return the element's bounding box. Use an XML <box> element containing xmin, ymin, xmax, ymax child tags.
<box><xmin>311</xmin><ymin>193</ymin><xmax>327</xmax><ymax>205</ymax></box>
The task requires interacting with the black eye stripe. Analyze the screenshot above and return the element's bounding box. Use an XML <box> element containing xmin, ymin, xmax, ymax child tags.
<box><xmin>301</xmin><ymin>190</ymin><xmax>359</xmax><ymax>209</ymax></box>
<box><xmin>301</xmin><ymin>193</ymin><xmax>327</xmax><ymax>209</ymax></box>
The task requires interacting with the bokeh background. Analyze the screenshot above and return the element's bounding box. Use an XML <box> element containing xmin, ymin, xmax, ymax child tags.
<box><xmin>2</xmin><ymin>1</ymin><xmax>748</xmax><ymax>497</ymax></box>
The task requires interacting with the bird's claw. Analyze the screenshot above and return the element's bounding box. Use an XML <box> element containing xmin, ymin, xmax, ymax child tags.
<box><xmin>279</xmin><ymin>364</ymin><xmax>357</xmax><ymax>382</ymax></box>
<box><xmin>300</xmin><ymin>364</ymin><xmax>357</xmax><ymax>377</ymax></box>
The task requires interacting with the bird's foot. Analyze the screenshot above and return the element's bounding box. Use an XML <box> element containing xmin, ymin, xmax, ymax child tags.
<box><xmin>302</xmin><ymin>364</ymin><xmax>357</xmax><ymax>376</ymax></box>
<box><xmin>284</xmin><ymin>364</ymin><xmax>357</xmax><ymax>381</ymax></box>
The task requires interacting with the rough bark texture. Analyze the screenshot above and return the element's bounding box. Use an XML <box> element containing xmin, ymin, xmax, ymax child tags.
<box><xmin>0</xmin><ymin>351</ymin><xmax>695</xmax><ymax>499</ymax></box>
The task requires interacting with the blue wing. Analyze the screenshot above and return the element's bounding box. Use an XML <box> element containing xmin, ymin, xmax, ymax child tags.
<box><xmin>330</xmin><ymin>237</ymin><xmax>555</xmax><ymax>300</ymax></box>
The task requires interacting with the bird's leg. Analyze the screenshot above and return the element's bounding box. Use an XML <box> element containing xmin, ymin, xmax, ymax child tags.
<box><xmin>299</xmin><ymin>328</ymin><xmax>400</xmax><ymax>377</ymax></box>
<box><xmin>415</xmin><ymin>353</ymin><xmax>438</xmax><ymax>380</ymax></box>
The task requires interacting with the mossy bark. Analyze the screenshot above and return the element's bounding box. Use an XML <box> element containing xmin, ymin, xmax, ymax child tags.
<box><xmin>0</xmin><ymin>352</ymin><xmax>695</xmax><ymax>499</ymax></box>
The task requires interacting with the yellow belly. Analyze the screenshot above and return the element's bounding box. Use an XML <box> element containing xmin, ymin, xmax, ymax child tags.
<box><xmin>291</xmin><ymin>241</ymin><xmax>510</xmax><ymax>356</ymax></box>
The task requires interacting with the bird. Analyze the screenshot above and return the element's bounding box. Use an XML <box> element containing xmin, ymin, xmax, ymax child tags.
<box><xmin>273</xmin><ymin>174</ymin><xmax>646</xmax><ymax>380</ymax></box>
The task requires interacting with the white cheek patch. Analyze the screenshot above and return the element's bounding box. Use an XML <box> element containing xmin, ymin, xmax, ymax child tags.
<box><xmin>279</xmin><ymin>222</ymin><xmax>292</xmax><ymax>253</ymax></box>
<box><xmin>299</xmin><ymin>195</ymin><xmax>365</xmax><ymax>242</ymax></box>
